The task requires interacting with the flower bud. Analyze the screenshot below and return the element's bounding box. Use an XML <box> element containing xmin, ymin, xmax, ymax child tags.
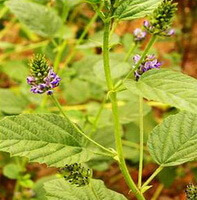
<box><xmin>186</xmin><ymin>184</ymin><xmax>197</xmax><ymax>200</ymax></box>
<box><xmin>144</xmin><ymin>0</ymin><xmax>177</xmax><ymax>36</ymax></box>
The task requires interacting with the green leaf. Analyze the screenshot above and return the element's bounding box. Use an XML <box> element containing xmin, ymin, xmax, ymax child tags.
<box><xmin>114</xmin><ymin>0</ymin><xmax>163</xmax><ymax>21</ymax></box>
<box><xmin>3</xmin><ymin>163</ymin><xmax>22</xmax><ymax>179</ymax></box>
<box><xmin>148</xmin><ymin>112</ymin><xmax>197</xmax><ymax>166</ymax></box>
<box><xmin>125</xmin><ymin>69</ymin><xmax>197</xmax><ymax>114</ymax></box>
<box><xmin>0</xmin><ymin>89</ymin><xmax>28</xmax><ymax>114</ymax></box>
<box><xmin>6</xmin><ymin>0</ymin><xmax>63</xmax><ymax>37</ymax></box>
<box><xmin>44</xmin><ymin>178</ymin><xmax>127</xmax><ymax>200</ymax></box>
<box><xmin>0</xmin><ymin>114</ymin><xmax>98</xmax><ymax>167</ymax></box>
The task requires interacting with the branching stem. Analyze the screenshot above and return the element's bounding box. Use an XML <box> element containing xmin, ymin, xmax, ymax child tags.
<box><xmin>102</xmin><ymin>20</ymin><xmax>145</xmax><ymax>200</ymax></box>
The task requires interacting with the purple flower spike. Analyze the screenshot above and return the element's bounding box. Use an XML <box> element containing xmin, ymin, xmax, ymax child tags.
<box><xmin>133</xmin><ymin>28</ymin><xmax>146</xmax><ymax>41</ymax></box>
<box><xmin>133</xmin><ymin>54</ymin><xmax>162</xmax><ymax>81</ymax></box>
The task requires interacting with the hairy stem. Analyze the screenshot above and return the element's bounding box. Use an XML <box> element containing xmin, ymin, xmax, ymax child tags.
<box><xmin>103</xmin><ymin>21</ymin><xmax>145</xmax><ymax>200</ymax></box>
<box><xmin>54</xmin><ymin>40</ymin><xmax>67</xmax><ymax>72</ymax></box>
<box><xmin>62</xmin><ymin>8</ymin><xmax>99</xmax><ymax>69</ymax></box>
<box><xmin>138</xmin><ymin>95</ymin><xmax>144</xmax><ymax>189</ymax></box>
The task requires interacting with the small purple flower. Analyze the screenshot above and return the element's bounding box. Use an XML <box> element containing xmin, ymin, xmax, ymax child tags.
<box><xmin>133</xmin><ymin>54</ymin><xmax>141</xmax><ymax>63</ymax></box>
<box><xmin>27</xmin><ymin>76</ymin><xmax>36</xmax><ymax>85</ymax></box>
<box><xmin>133</xmin><ymin>54</ymin><xmax>162</xmax><ymax>81</ymax></box>
<box><xmin>133</xmin><ymin>28</ymin><xmax>146</xmax><ymax>41</ymax></box>
<box><xmin>27</xmin><ymin>68</ymin><xmax>61</xmax><ymax>95</ymax></box>
<box><xmin>166</xmin><ymin>29</ymin><xmax>175</xmax><ymax>36</ymax></box>
<box><xmin>143</xmin><ymin>20</ymin><xmax>150</xmax><ymax>29</ymax></box>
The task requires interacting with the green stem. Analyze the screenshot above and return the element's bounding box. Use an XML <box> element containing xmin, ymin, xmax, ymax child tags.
<box><xmin>87</xmin><ymin>97</ymin><xmax>106</xmax><ymax>139</ymax></box>
<box><xmin>151</xmin><ymin>184</ymin><xmax>164</xmax><ymax>200</ymax></box>
<box><xmin>103</xmin><ymin>21</ymin><xmax>113</xmax><ymax>90</ymax></box>
<box><xmin>50</xmin><ymin>94</ymin><xmax>115</xmax><ymax>157</ymax></box>
<box><xmin>0</xmin><ymin>40</ymin><xmax>49</xmax><ymax>62</ymax></box>
<box><xmin>62</xmin><ymin>9</ymin><xmax>99</xmax><ymax>69</ymax></box>
<box><xmin>109</xmin><ymin>20</ymin><xmax>118</xmax><ymax>39</ymax></box>
<box><xmin>13</xmin><ymin>180</ymin><xmax>20</xmax><ymax>200</ymax></box>
<box><xmin>138</xmin><ymin>95</ymin><xmax>144</xmax><ymax>189</ymax></box>
<box><xmin>54</xmin><ymin>40</ymin><xmax>67</xmax><ymax>72</ymax></box>
<box><xmin>141</xmin><ymin>166</ymin><xmax>164</xmax><ymax>191</ymax></box>
<box><xmin>103</xmin><ymin>21</ymin><xmax>145</xmax><ymax>200</ymax></box>
<box><xmin>61</xmin><ymin>3</ymin><xmax>70</xmax><ymax>22</ymax></box>
<box><xmin>124</xmin><ymin>42</ymin><xmax>138</xmax><ymax>62</ymax></box>
<box><xmin>0</xmin><ymin>6</ymin><xmax>8</xmax><ymax>19</ymax></box>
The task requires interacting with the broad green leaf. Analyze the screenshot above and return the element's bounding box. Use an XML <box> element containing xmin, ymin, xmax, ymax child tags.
<box><xmin>125</xmin><ymin>69</ymin><xmax>197</xmax><ymax>114</ymax></box>
<box><xmin>148</xmin><ymin>112</ymin><xmax>197</xmax><ymax>166</ymax></box>
<box><xmin>44</xmin><ymin>178</ymin><xmax>127</xmax><ymax>200</ymax></box>
<box><xmin>114</xmin><ymin>0</ymin><xmax>163</xmax><ymax>21</ymax></box>
<box><xmin>6</xmin><ymin>0</ymin><xmax>63</xmax><ymax>37</ymax></box>
<box><xmin>0</xmin><ymin>114</ymin><xmax>98</xmax><ymax>167</ymax></box>
<box><xmin>0</xmin><ymin>89</ymin><xmax>28</xmax><ymax>114</ymax></box>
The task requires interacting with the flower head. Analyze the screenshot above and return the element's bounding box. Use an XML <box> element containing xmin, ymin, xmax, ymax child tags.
<box><xmin>185</xmin><ymin>184</ymin><xmax>197</xmax><ymax>200</ymax></box>
<box><xmin>27</xmin><ymin>54</ymin><xmax>61</xmax><ymax>95</ymax></box>
<box><xmin>59</xmin><ymin>163</ymin><xmax>92</xmax><ymax>187</ymax></box>
<box><xmin>144</xmin><ymin>0</ymin><xmax>177</xmax><ymax>36</ymax></box>
<box><xmin>133</xmin><ymin>28</ymin><xmax>146</xmax><ymax>41</ymax></box>
<box><xmin>133</xmin><ymin>54</ymin><xmax>162</xmax><ymax>80</ymax></box>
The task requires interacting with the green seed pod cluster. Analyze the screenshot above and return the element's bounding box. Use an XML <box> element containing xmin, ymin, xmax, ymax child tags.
<box><xmin>186</xmin><ymin>184</ymin><xmax>197</xmax><ymax>200</ymax></box>
<box><xmin>59</xmin><ymin>163</ymin><xmax>92</xmax><ymax>187</ymax></box>
<box><xmin>145</xmin><ymin>0</ymin><xmax>177</xmax><ymax>36</ymax></box>
<box><xmin>29</xmin><ymin>54</ymin><xmax>50</xmax><ymax>82</ymax></box>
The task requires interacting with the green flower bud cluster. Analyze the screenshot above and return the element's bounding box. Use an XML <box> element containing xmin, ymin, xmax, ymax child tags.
<box><xmin>186</xmin><ymin>184</ymin><xmax>197</xmax><ymax>200</ymax></box>
<box><xmin>145</xmin><ymin>0</ymin><xmax>177</xmax><ymax>36</ymax></box>
<box><xmin>59</xmin><ymin>163</ymin><xmax>92</xmax><ymax>187</ymax></box>
<box><xmin>29</xmin><ymin>54</ymin><xmax>50</xmax><ymax>82</ymax></box>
